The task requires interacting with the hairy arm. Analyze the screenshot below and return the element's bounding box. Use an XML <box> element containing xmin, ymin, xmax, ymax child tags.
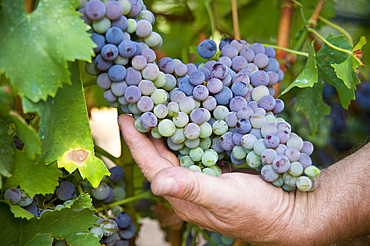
<box><xmin>292</xmin><ymin>143</ymin><xmax>370</xmax><ymax>245</ymax></box>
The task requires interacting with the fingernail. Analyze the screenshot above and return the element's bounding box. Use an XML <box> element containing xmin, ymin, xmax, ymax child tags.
<box><xmin>156</xmin><ymin>177</ymin><xmax>178</xmax><ymax>196</ymax></box>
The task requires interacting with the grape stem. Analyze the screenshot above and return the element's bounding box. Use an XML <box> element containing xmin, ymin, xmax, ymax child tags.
<box><xmin>94</xmin><ymin>144</ymin><xmax>119</xmax><ymax>163</ymax></box>
<box><xmin>95</xmin><ymin>191</ymin><xmax>152</xmax><ymax>212</ymax></box>
<box><xmin>307</xmin><ymin>0</ymin><xmax>326</xmax><ymax>28</ymax></box>
<box><xmin>261</xmin><ymin>44</ymin><xmax>308</xmax><ymax>57</ymax></box>
<box><xmin>231</xmin><ymin>0</ymin><xmax>240</xmax><ymax>40</ymax></box>
<box><xmin>318</xmin><ymin>17</ymin><xmax>353</xmax><ymax>45</ymax></box>
<box><xmin>25</xmin><ymin>0</ymin><xmax>37</xmax><ymax>13</ymax></box>
<box><xmin>190</xmin><ymin>223</ymin><xmax>218</xmax><ymax>246</ymax></box>
<box><xmin>306</xmin><ymin>28</ymin><xmax>353</xmax><ymax>56</ymax></box>
<box><xmin>205</xmin><ymin>0</ymin><xmax>216</xmax><ymax>37</ymax></box>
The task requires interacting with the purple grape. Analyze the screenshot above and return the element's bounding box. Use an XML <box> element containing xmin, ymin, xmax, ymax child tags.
<box><xmin>225</xmin><ymin>112</ymin><xmax>238</xmax><ymax>127</ymax></box>
<box><xmin>101</xmin><ymin>44</ymin><xmax>119</xmax><ymax>61</ymax></box>
<box><xmin>119</xmin><ymin>223</ymin><xmax>136</xmax><ymax>239</ymax></box>
<box><xmin>190</xmin><ymin>108</ymin><xmax>208</xmax><ymax>125</ymax></box>
<box><xmin>230</xmin><ymin>153</ymin><xmax>246</xmax><ymax>165</ymax></box>
<box><xmin>264</xmin><ymin>133</ymin><xmax>280</xmax><ymax>148</ymax></box>
<box><xmin>103</xmin><ymin>89</ymin><xmax>117</xmax><ymax>102</ymax></box>
<box><xmin>85</xmin><ymin>0</ymin><xmax>106</xmax><ymax>20</ymax></box>
<box><xmin>140</xmin><ymin>112</ymin><xmax>158</xmax><ymax>130</ymax></box>
<box><xmin>285</xmin><ymin>147</ymin><xmax>301</xmax><ymax>162</ymax></box>
<box><xmin>184</xmin><ymin>123</ymin><xmax>201</xmax><ymax>139</ymax></box>
<box><xmin>4</xmin><ymin>188</ymin><xmax>21</xmax><ymax>204</ymax></box>
<box><xmin>261</xmin><ymin>165</ymin><xmax>279</xmax><ymax>182</ymax></box>
<box><xmin>111</xmin><ymin>81</ymin><xmax>128</xmax><ymax>97</ymax></box>
<box><xmin>221</xmin><ymin>44</ymin><xmax>238</xmax><ymax>59</ymax></box>
<box><xmin>125</xmin><ymin>67</ymin><xmax>142</xmax><ymax>85</ymax></box>
<box><xmin>190</xmin><ymin>70</ymin><xmax>205</xmax><ymax>85</ymax></box>
<box><xmin>178</xmin><ymin>77</ymin><xmax>195</xmax><ymax>96</ymax></box>
<box><xmin>232</xmin><ymin>72</ymin><xmax>250</xmax><ymax>85</ymax></box>
<box><xmin>250</xmin><ymin>70</ymin><xmax>270</xmax><ymax>87</ymax></box>
<box><xmin>207</xmin><ymin>78</ymin><xmax>223</xmax><ymax>94</ymax></box>
<box><xmin>108</xmin><ymin>65</ymin><xmax>126</xmax><ymax>82</ymax></box>
<box><xmin>25</xmin><ymin>203</ymin><xmax>40</xmax><ymax>217</ymax></box>
<box><xmin>273</xmin><ymin>99</ymin><xmax>285</xmax><ymax>114</ymax></box>
<box><xmin>210</xmin><ymin>62</ymin><xmax>228</xmax><ymax>79</ymax></box>
<box><xmin>158</xmin><ymin>57</ymin><xmax>176</xmax><ymax>74</ymax></box>
<box><xmin>102</xmin><ymin>187</ymin><xmax>114</xmax><ymax>203</ymax></box>
<box><xmin>231</xmin><ymin>81</ymin><xmax>249</xmax><ymax>97</ymax></box>
<box><xmin>231</xmin><ymin>56</ymin><xmax>248</xmax><ymax>72</ymax></box>
<box><xmin>141</xmin><ymin>48</ymin><xmax>156</xmax><ymax>63</ymax></box>
<box><xmin>112</xmin><ymin>16</ymin><xmax>128</xmax><ymax>31</ymax></box>
<box><xmin>219</xmin><ymin>38</ymin><xmax>232</xmax><ymax>51</ymax></box>
<box><xmin>258</xmin><ymin>95</ymin><xmax>276</xmax><ymax>111</ymax></box>
<box><xmin>193</xmin><ymin>85</ymin><xmax>209</xmax><ymax>101</ymax></box>
<box><xmin>186</xmin><ymin>63</ymin><xmax>197</xmax><ymax>76</ymax></box>
<box><xmin>118</xmin><ymin>40</ymin><xmax>137</xmax><ymax>58</ymax></box>
<box><xmin>232</xmin><ymin>131</ymin><xmax>243</xmax><ymax>145</ymax></box>
<box><xmin>170</xmin><ymin>90</ymin><xmax>186</xmax><ymax>103</ymax></box>
<box><xmin>301</xmin><ymin>141</ymin><xmax>314</xmax><ymax>155</ymax></box>
<box><xmin>261</xmin><ymin>122</ymin><xmax>277</xmax><ymax>138</ymax></box>
<box><xmin>215</xmin><ymin>87</ymin><xmax>233</xmax><ymax>105</ymax></box>
<box><xmin>250</xmin><ymin>42</ymin><xmax>265</xmax><ymax>54</ymax></box>
<box><xmin>299</xmin><ymin>153</ymin><xmax>312</xmax><ymax>169</ymax></box>
<box><xmin>137</xmin><ymin>96</ymin><xmax>154</xmax><ymax>112</ymax></box>
<box><xmin>277</xmin><ymin>122</ymin><xmax>291</xmax><ymax>133</ymax></box>
<box><xmin>277</xmin><ymin>69</ymin><xmax>284</xmax><ymax>81</ymax></box>
<box><xmin>261</xmin><ymin>149</ymin><xmax>278</xmax><ymax>165</ymax></box>
<box><xmin>236</xmin><ymin>118</ymin><xmax>252</xmax><ymax>134</ymax></box>
<box><xmin>105</xmin><ymin>27</ymin><xmax>124</xmax><ymax>45</ymax></box>
<box><xmin>127</xmin><ymin>0</ymin><xmax>142</xmax><ymax>17</ymax></box>
<box><xmin>272</xmin><ymin>155</ymin><xmax>291</xmax><ymax>173</ymax></box>
<box><xmin>240</xmin><ymin>48</ymin><xmax>255</xmax><ymax>62</ymax></box>
<box><xmin>136</xmin><ymin>20</ymin><xmax>152</xmax><ymax>38</ymax></box>
<box><xmin>175</xmin><ymin>63</ymin><xmax>188</xmax><ymax>77</ymax></box>
<box><xmin>219</xmin><ymin>132</ymin><xmax>235</xmax><ymax>151</ymax></box>
<box><xmin>198</xmin><ymin>39</ymin><xmax>217</xmax><ymax>59</ymax></box>
<box><xmin>55</xmin><ymin>181</ymin><xmax>75</xmax><ymax>201</ymax></box>
<box><xmin>253</xmin><ymin>53</ymin><xmax>269</xmax><ymax>69</ymax></box>
<box><xmin>203</xmin><ymin>96</ymin><xmax>217</xmax><ymax>111</ymax></box>
<box><xmin>265</xmin><ymin>46</ymin><xmax>276</xmax><ymax>58</ymax></box>
<box><xmin>78</xmin><ymin>8</ymin><xmax>92</xmax><ymax>25</ymax></box>
<box><xmin>236</xmin><ymin>106</ymin><xmax>254</xmax><ymax>120</ymax></box>
<box><xmin>131</xmin><ymin>55</ymin><xmax>147</xmax><ymax>70</ymax></box>
<box><xmin>275</xmin><ymin>130</ymin><xmax>290</xmax><ymax>144</ymax></box>
<box><xmin>90</xmin><ymin>33</ymin><xmax>105</xmax><ymax>54</ymax></box>
<box><xmin>229</xmin><ymin>96</ymin><xmax>248</xmax><ymax>112</ymax></box>
<box><xmin>138</xmin><ymin>80</ymin><xmax>155</xmax><ymax>95</ymax></box>
<box><xmin>267</xmin><ymin>71</ymin><xmax>279</xmax><ymax>86</ymax></box>
<box><xmin>105</xmin><ymin>1</ymin><xmax>123</xmax><ymax>20</ymax></box>
<box><xmin>124</xmin><ymin>86</ymin><xmax>141</xmax><ymax>103</ymax></box>
<box><xmin>97</xmin><ymin>73</ymin><xmax>112</xmax><ymax>89</ymax></box>
<box><xmin>115</xmin><ymin>212</ymin><xmax>131</xmax><ymax>228</ymax></box>
<box><xmin>275</xmin><ymin>144</ymin><xmax>288</xmax><ymax>155</ymax></box>
<box><xmin>222</xmin><ymin>74</ymin><xmax>232</xmax><ymax>87</ymax></box>
<box><xmin>264</xmin><ymin>58</ymin><xmax>279</xmax><ymax>72</ymax></box>
<box><xmin>109</xmin><ymin>166</ymin><xmax>125</xmax><ymax>182</ymax></box>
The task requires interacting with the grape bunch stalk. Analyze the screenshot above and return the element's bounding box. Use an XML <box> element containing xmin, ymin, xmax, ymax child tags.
<box><xmin>78</xmin><ymin>0</ymin><xmax>320</xmax><ymax>193</ymax></box>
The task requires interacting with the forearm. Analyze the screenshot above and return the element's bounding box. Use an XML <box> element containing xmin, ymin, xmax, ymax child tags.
<box><xmin>293</xmin><ymin>142</ymin><xmax>370</xmax><ymax>245</ymax></box>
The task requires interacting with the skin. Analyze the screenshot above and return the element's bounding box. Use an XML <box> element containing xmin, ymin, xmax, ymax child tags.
<box><xmin>118</xmin><ymin>114</ymin><xmax>370</xmax><ymax>246</ymax></box>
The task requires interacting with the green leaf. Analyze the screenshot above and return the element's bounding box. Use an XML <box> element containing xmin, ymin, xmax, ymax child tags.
<box><xmin>0</xmin><ymin>118</ymin><xmax>14</xmax><ymax>179</ymax></box>
<box><xmin>0</xmin><ymin>0</ymin><xmax>95</xmax><ymax>103</ymax></box>
<box><xmin>0</xmin><ymin>194</ymin><xmax>98</xmax><ymax>246</ymax></box>
<box><xmin>0</xmin><ymin>200</ymin><xmax>35</xmax><ymax>220</ymax></box>
<box><xmin>280</xmin><ymin>43</ymin><xmax>330</xmax><ymax>133</ymax></box>
<box><xmin>66</xmin><ymin>232</ymin><xmax>101</xmax><ymax>246</ymax></box>
<box><xmin>5</xmin><ymin>150</ymin><xmax>61</xmax><ymax>197</ymax></box>
<box><xmin>331</xmin><ymin>55</ymin><xmax>362</xmax><ymax>89</ymax></box>
<box><xmin>316</xmin><ymin>34</ymin><xmax>355</xmax><ymax>109</ymax></box>
<box><xmin>352</xmin><ymin>36</ymin><xmax>367</xmax><ymax>51</ymax></box>
<box><xmin>281</xmin><ymin>43</ymin><xmax>318</xmax><ymax>98</ymax></box>
<box><xmin>23</xmin><ymin>62</ymin><xmax>110</xmax><ymax>187</ymax></box>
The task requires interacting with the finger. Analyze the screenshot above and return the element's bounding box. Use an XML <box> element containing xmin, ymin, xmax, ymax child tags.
<box><xmin>150</xmin><ymin>166</ymin><xmax>250</xmax><ymax>210</ymax></box>
<box><xmin>148</xmin><ymin>136</ymin><xmax>179</xmax><ymax>166</ymax></box>
<box><xmin>118</xmin><ymin>114</ymin><xmax>173</xmax><ymax>181</ymax></box>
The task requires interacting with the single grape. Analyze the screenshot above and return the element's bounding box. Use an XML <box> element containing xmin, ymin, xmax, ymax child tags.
<box><xmin>198</xmin><ymin>39</ymin><xmax>217</xmax><ymax>59</ymax></box>
<box><xmin>272</xmin><ymin>155</ymin><xmax>291</xmax><ymax>173</ymax></box>
<box><xmin>109</xmin><ymin>166</ymin><xmax>125</xmax><ymax>182</ymax></box>
<box><xmin>4</xmin><ymin>188</ymin><xmax>21</xmax><ymax>204</ymax></box>
<box><xmin>85</xmin><ymin>0</ymin><xmax>106</xmax><ymax>20</ymax></box>
<box><xmin>115</xmin><ymin>212</ymin><xmax>131</xmax><ymax>228</ymax></box>
<box><xmin>261</xmin><ymin>165</ymin><xmax>279</xmax><ymax>182</ymax></box>
<box><xmin>92</xmin><ymin>183</ymin><xmax>111</xmax><ymax>200</ymax></box>
<box><xmin>55</xmin><ymin>181</ymin><xmax>76</xmax><ymax>201</ymax></box>
<box><xmin>140</xmin><ymin>112</ymin><xmax>158</xmax><ymax>130</ymax></box>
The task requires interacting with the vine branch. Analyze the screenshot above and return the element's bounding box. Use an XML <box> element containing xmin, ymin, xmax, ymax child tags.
<box><xmin>307</xmin><ymin>0</ymin><xmax>326</xmax><ymax>27</ymax></box>
<box><xmin>231</xmin><ymin>0</ymin><xmax>240</xmax><ymax>40</ymax></box>
<box><xmin>275</xmin><ymin>0</ymin><xmax>294</xmax><ymax>60</ymax></box>
<box><xmin>25</xmin><ymin>0</ymin><xmax>37</xmax><ymax>13</ymax></box>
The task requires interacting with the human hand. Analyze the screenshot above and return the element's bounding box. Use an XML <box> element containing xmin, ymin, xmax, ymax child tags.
<box><xmin>118</xmin><ymin>114</ymin><xmax>307</xmax><ymax>245</ymax></box>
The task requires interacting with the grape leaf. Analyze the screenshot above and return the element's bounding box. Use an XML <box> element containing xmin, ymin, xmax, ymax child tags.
<box><xmin>0</xmin><ymin>194</ymin><xmax>99</xmax><ymax>246</ymax></box>
<box><xmin>66</xmin><ymin>233</ymin><xmax>101</xmax><ymax>246</ymax></box>
<box><xmin>0</xmin><ymin>0</ymin><xmax>95</xmax><ymax>103</ymax></box>
<box><xmin>5</xmin><ymin>150</ymin><xmax>61</xmax><ymax>197</ymax></box>
<box><xmin>0</xmin><ymin>200</ymin><xmax>35</xmax><ymax>220</ymax></box>
<box><xmin>280</xmin><ymin>43</ymin><xmax>330</xmax><ymax>133</ymax></box>
<box><xmin>316</xmin><ymin>35</ymin><xmax>355</xmax><ymax>109</ymax></box>
<box><xmin>0</xmin><ymin>118</ymin><xmax>13</xmax><ymax>179</ymax></box>
<box><xmin>22</xmin><ymin>62</ymin><xmax>110</xmax><ymax>187</ymax></box>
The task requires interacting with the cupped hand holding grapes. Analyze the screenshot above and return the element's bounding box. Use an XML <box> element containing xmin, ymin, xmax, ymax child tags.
<box><xmin>118</xmin><ymin>114</ymin><xmax>370</xmax><ymax>246</ymax></box>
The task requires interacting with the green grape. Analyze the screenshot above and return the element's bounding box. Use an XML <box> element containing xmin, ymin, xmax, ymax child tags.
<box><xmin>296</xmin><ymin>176</ymin><xmax>313</xmax><ymax>191</ymax></box>
<box><xmin>158</xmin><ymin>119</ymin><xmax>176</xmax><ymax>137</ymax></box>
<box><xmin>134</xmin><ymin>118</ymin><xmax>149</xmax><ymax>133</ymax></box>
<box><xmin>283</xmin><ymin>172</ymin><xmax>298</xmax><ymax>187</ymax></box>
<box><xmin>202</xmin><ymin>168</ymin><xmax>216</xmax><ymax>176</ymax></box>
<box><xmin>167</xmin><ymin>102</ymin><xmax>179</xmax><ymax>117</ymax></box>
<box><xmin>246</xmin><ymin>151</ymin><xmax>262</xmax><ymax>168</ymax></box>
<box><xmin>232</xmin><ymin>145</ymin><xmax>247</xmax><ymax>160</ymax></box>
<box><xmin>212</xmin><ymin>120</ymin><xmax>228</xmax><ymax>135</ymax></box>
<box><xmin>117</xmin><ymin>0</ymin><xmax>131</xmax><ymax>15</ymax></box>
<box><xmin>304</xmin><ymin>166</ymin><xmax>320</xmax><ymax>178</ymax></box>
<box><xmin>202</xmin><ymin>151</ymin><xmax>218</xmax><ymax>166</ymax></box>
<box><xmin>251</xmin><ymin>85</ymin><xmax>269</xmax><ymax>102</ymax></box>
<box><xmin>213</xmin><ymin>106</ymin><xmax>229</xmax><ymax>120</ymax></box>
<box><xmin>199</xmin><ymin>137</ymin><xmax>212</xmax><ymax>150</ymax></box>
<box><xmin>189</xmin><ymin>165</ymin><xmax>202</xmax><ymax>172</ymax></box>
<box><xmin>151</xmin><ymin>127</ymin><xmax>162</xmax><ymax>138</ymax></box>
<box><xmin>241</xmin><ymin>134</ymin><xmax>257</xmax><ymax>149</ymax></box>
<box><xmin>90</xmin><ymin>226</ymin><xmax>104</xmax><ymax>239</ymax></box>
<box><xmin>126</xmin><ymin>19</ymin><xmax>137</xmax><ymax>34</ymax></box>
<box><xmin>189</xmin><ymin>147</ymin><xmax>204</xmax><ymax>162</ymax></box>
<box><xmin>210</xmin><ymin>165</ymin><xmax>222</xmax><ymax>176</ymax></box>
<box><xmin>92</xmin><ymin>17</ymin><xmax>111</xmax><ymax>34</ymax></box>
<box><xmin>113</xmin><ymin>187</ymin><xmax>126</xmax><ymax>202</ymax></box>
<box><xmin>289</xmin><ymin>162</ymin><xmax>304</xmax><ymax>176</ymax></box>
<box><xmin>253</xmin><ymin>139</ymin><xmax>267</xmax><ymax>156</ymax></box>
<box><xmin>173</xmin><ymin>112</ymin><xmax>189</xmax><ymax>128</ymax></box>
<box><xmin>151</xmin><ymin>89</ymin><xmax>168</xmax><ymax>104</ymax></box>
<box><xmin>179</xmin><ymin>146</ymin><xmax>191</xmax><ymax>155</ymax></box>
<box><xmin>199</xmin><ymin>122</ymin><xmax>212</xmax><ymax>138</ymax></box>
<box><xmin>287</xmin><ymin>135</ymin><xmax>304</xmax><ymax>151</ymax></box>
<box><xmin>153</xmin><ymin>72</ymin><xmax>167</xmax><ymax>87</ymax></box>
<box><xmin>272</xmin><ymin>174</ymin><xmax>284</xmax><ymax>187</ymax></box>
<box><xmin>180</xmin><ymin>156</ymin><xmax>194</xmax><ymax>168</ymax></box>
<box><xmin>184</xmin><ymin>138</ymin><xmax>200</xmax><ymax>149</ymax></box>
<box><xmin>171</xmin><ymin>128</ymin><xmax>186</xmax><ymax>144</ymax></box>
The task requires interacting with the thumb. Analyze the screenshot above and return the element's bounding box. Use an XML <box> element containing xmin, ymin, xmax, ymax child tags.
<box><xmin>151</xmin><ymin>166</ymin><xmax>239</xmax><ymax>209</ymax></box>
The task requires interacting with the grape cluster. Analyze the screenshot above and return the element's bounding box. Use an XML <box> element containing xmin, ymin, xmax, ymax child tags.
<box><xmin>80</xmin><ymin>0</ymin><xmax>320</xmax><ymax>192</ymax></box>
